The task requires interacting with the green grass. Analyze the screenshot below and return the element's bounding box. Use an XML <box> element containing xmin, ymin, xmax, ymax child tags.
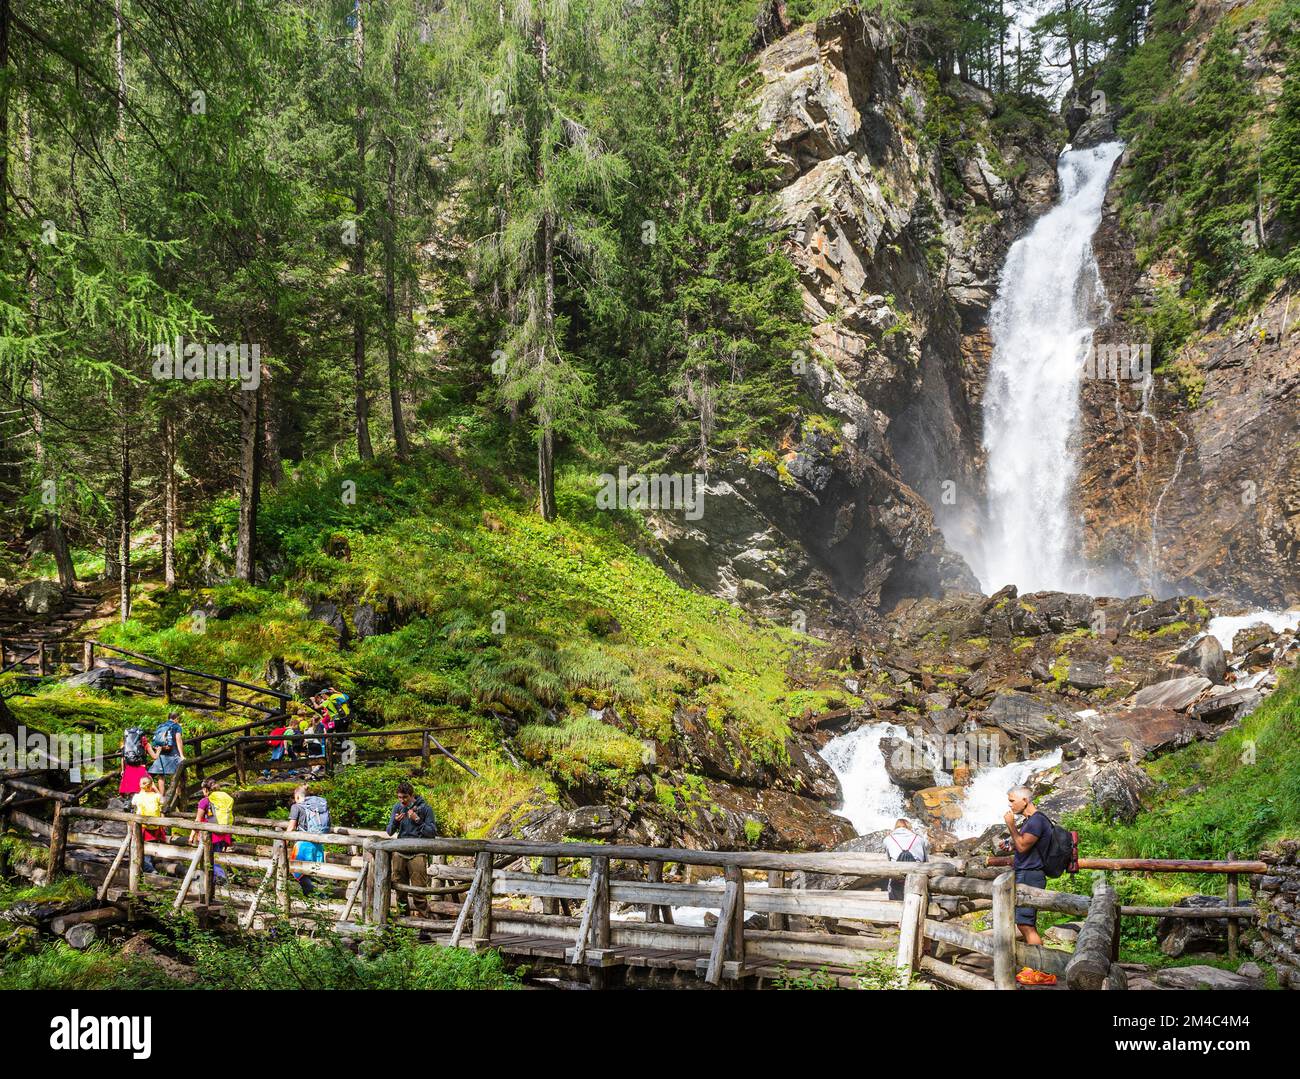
<box><xmin>38</xmin><ymin>449</ymin><xmax>854</xmax><ymax>835</ymax></box>
<box><xmin>1042</xmin><ymin>667</ymin><xmax>1300</xmax><ymax>960</ymax></box>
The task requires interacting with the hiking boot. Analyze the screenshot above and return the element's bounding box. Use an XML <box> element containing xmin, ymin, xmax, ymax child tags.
<box><xmin>1016</xmin><ymin>967</ymin><xmax>1057</xmax><ymax>986</ymax></box>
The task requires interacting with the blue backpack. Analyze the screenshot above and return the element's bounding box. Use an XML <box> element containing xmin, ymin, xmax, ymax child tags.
<box><xmin>301</xmin><ymin>795</ymin><xmax>331</xmax><ymax>834</ymax></box>
<box><xmin>153</xmin><ymin>720</ymin><xmax>180</xmax><ymax>754</ymax></box>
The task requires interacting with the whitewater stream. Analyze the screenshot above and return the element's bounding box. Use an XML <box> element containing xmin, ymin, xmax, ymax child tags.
<box><xmin>969</xmin><ymin>141</ymin><xmax>1125</xmax><ymax>595</ymax></box>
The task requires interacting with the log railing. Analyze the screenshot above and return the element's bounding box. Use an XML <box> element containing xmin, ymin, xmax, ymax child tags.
<box><xmin>230</xmin><ymin>726</ymin><xmax>480</xmax><ymax>784</ymax></box>
<box><xmin>7</xmin><ymin>790</ymin><xmax>1268</xmax><ymax>990</ymax></box>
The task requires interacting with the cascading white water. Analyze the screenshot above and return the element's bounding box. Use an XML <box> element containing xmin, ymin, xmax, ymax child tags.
<box><xmin>820</xmin><ymin>722</ymin><xmax>911</xmax><ymax>835</ymax></box>
<box><xmin>1204</xmin><ymin>610</ymin><xmax>1300</xmax><ymax>654</ymax></box>
<box><xmin>971</xmin><ymin>141</ymin><xmax>1125</xmax><ymax>594</ymax></box>
<box><xmin>952</xmin><ymin>748</ymin><xmax>1063</xmax><ymax>839</ymax></box>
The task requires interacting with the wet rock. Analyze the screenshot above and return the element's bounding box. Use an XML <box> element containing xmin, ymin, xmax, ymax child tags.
<box><xmin>500</xmin><ymin>804</ymin><xmax>627</xmax><ymax>842</ymax></box>
<box><xmin>879</xmin><ymin>735</ymin><xmax>937</xmax><ymax>791</ymax></box>
<box><xmin>925</xmin><ymin>708</ymin><xmax>966</xmax><ymax>735</ymax></box>
<box><xmin>17</xmin><ymin>580</ymin><xmax>63</xmax><ymax>614</ymax></box>
<box><xmin>1175</xmin><ymin>635</ymin><xmax>1227</xmax><ymax>684</ymax></box>
<box><xmin>911</xmin><ymin>785</ymin><xmax>965</xmax><ymax>831</ymax></box>
<box><xmin>1231</xmin><ymin>623</ymin><xmax>1275</xmax><ymax>656</ymax></box>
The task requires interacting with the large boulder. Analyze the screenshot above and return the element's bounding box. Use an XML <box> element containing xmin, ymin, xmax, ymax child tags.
<box><xmin>980</xmin><ymin>690</ymin><xmax>1075</xmax><ymax>748</ymax></box>
<box><xmin>1075</xmin><ymin>706</ymin><xmax>1212</xmax><ymax>762</ymax></box>
<box><xmin>307</xmin><ymin>600</ymin><xmax>349</xmax><ymax>646</ymax></box>
<box><xmin>911</xmin><ymin>785</ymin><xmax>965</xmax><ymax>831</ymax></box>
<box><xmin>879</xmin><ymin>735</ymin><xmax>938</xmax><ymax>791</ymax></box>
<box><xmin>1130</xmin><ymin>675</ymin><xmax>1211</xmax><ymax>711</ymax></box>
<box><xmin>17</xmin><ymin>580</ymin><xmax>63</xmax><ymax>615</ymax></box>
<box><xmin>1090</xmin><ymin>761</ymin><xmax>1154</xmax><ymax>822</ymax></box>
<box><xmin>1175</xmin><ymin>635</ymin><xmax>1227</xmax><ymax>684</ymax></box>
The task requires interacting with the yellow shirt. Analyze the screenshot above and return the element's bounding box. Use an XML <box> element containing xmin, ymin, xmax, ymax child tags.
<box><xmin>134</xmin><ymin>791</ymin><xmax>162</xmax><ymax>818</ymax></box>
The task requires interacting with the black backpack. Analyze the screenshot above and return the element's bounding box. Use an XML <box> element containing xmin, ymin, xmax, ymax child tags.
<box><xmin>1035</xmin><ymin>813</ymin><xmax>1078</xmax><ymax>878</ymax></box>
<box><xmin>122</xmin><ymin>727</ymin><xmax>148</xmax><ymax>766</ymax></box>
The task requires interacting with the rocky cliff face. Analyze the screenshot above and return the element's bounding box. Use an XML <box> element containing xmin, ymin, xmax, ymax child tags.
<box><xmin>1079</xmin><ymin>3</ymin><xmax>1300</xmax><ymax>607</ymax></box>
<box><xmin>652</xmin><ymin>9</ymin><xmax>1062</xmax><ymax>631</ymax></box>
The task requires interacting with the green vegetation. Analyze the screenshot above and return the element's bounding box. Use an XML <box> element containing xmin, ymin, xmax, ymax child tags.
<box><xmin>1050</xmin><ymin>669</ymin><xmax>1300</xmax><ymax>957</ymax></box>
<box><xmin>0</xmin><ymin>918</ymin><xmax>521</xmax><ymax>991</ymax></box>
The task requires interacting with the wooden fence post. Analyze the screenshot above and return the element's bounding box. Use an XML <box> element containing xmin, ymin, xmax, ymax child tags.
<box><xmin>991</xmin><ymin>870</ymin><xmax>1017</xmax><ymax>990</ymax></box>
<box><xmin>1227</xmin><ymin>850</ymin><xmax>1239</xmax><ymax>961</ymax></box>
<box><xmin>421</xmin><ymin>732</ymin><xmax>430</xmax><ymax>772</ymax></box>
<box><xmin>38</xmin><ymin>642</ymin><xmax>48</xmax><ymax>677</ymax></box>
<box><xmin>361</xmin><ymin>849</ymin><xmax>375</xmax><ymax>923</ymax></box>
<box><xmin>542</xmin><ymin>855</ymin><xmax>560</xmax><ymax>916</ymax></box>
<box><xmin>767</xmin><ymin>870</ymin><xmax>786</xmax><ymax>931</ymax></box>
<box><xmin>370</xmin><ymin>848</ymin><xmax>391</xmax><ymax>925</ymax></box>
<box><xmin>162</xmin><ymin>666</ymin><xmax>172</xmax><ymax>703</ymax></box>
<box><xmin>218</xmin><ymin>679</ymin><xmax>229</xmax><ymax>712</ymax></box>
<box><xmin>726</xmin><ymin>864</ymin><xmax>745</xmax><ymax>966</ymax></box>
<box><xmin>895</xmin><ymin>870</ymin><xmax>928</xmax><ymax>979</ymax></box>
<box><xmin>82</xmin><ymin>640</ymin><xmax>93</xmax><ymax>673</ymax></box>
<box><xmin>47</xmin><ymin>802</ymin><xmax>69</xmax><ymax>881</ymax></box>
<box><xmin>706</xmin><ymin>865</ymin><xmax>741</xmax><ymax>986</ymax></box>
<box><xmin>200</xmin><ymin>831</ymin><xmax>214</xmax><ymax>907</ymax></box>
<box><xmin>471</xmin><ymin>850</ymin><xmax>495</xmax><ymax>946</ymax></box>
<box><xmin>276</xmin><ymin>840</ymin><xmax>291</xmax><ymax>915</ymax></box>
<box><xmin>127</xmin><ymin>820</ymin><xmax>144</xmax><ymax>897</ymax></box>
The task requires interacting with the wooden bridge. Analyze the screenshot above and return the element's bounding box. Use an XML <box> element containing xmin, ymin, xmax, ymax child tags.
<box><xmin>2</xmin><ymin>638</ymin><xmax>476</xmax><ymax>810</ymax></box>
<box><xmin>1</xmin><ymin>787</ymin><xmax>1267</xmax><ymax>991</ymax></box>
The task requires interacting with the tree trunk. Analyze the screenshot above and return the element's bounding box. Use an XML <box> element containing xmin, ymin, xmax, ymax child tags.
<box><xmin>118</xmin><ymin>426</ymin><xmax>131</xmax><ymax>624</ymax></box>
<box><xmin>1</xmin><ymin>0</ymin><xmax>9</xmax><ymax>237</ymax></box>
<box><xmin>385</xmin><ymin>135</ymin><xmax>410</xmax><ymax>460</ymax></box>
<box><xmin>47</xmin><ymin>520</ymin><xmax>76</xmax><ymax>590</ymax></box>
<box><xmin>352</xmin><ymin>0</ymin><xmax>373</xmax><ymax>461</ymax></box>
<box><xmin>235</xmin><ymin>372</ymin><xmax>261</xmax><ymax>583</ymax></box>
<box><xmin>162</xmin><ymin>409</ymin><xmax>177</xmax><ymax>588</ymax></box>
<box><xmin>535</xmin><ymin>14</ymin><xmax>556</xmax><ymax>522</ymax></box>
<box><xmin>261</xmin><ymin>360</ymin><xmax>282</xmax><ymax>486</ymax></box>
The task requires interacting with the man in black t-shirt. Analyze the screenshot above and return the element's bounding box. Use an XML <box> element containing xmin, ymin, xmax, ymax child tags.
<box><xmin>1003</xmin><ymin>785</ymin><xmax>1050</xmax><ymax>947</ymax></box>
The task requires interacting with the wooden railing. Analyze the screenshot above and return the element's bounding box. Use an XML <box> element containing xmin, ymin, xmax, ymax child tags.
<box><xmin>230</xmin><ymin>726</ymin><xmax>480</xmax><ymax>783</ymax></box>
<box><xmin>3</xmin><ymin>785</ymin><xmax>1267</xmax><ymax>991</ymax></box>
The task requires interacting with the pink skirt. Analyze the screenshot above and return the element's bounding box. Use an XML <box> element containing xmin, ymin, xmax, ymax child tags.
<box><xmin>119</xmin><ymin>763</ymin><xmax>149</xmax><ymax>795</ymax></box>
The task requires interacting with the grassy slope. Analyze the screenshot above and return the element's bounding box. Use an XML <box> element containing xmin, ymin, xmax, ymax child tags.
<box><xmin>1043</xmin><ymin>667</ymin><xmax>1300</xmax><ymax>968</ymax></box>
<box><xmin>10</xmin><ymin>452</ymin><xmax>853</xmax><ymax>837</ymax></box>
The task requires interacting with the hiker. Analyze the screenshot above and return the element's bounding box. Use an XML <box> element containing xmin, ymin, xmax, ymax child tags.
<box><xmin>193</xmin><ymin>778</ymin><xmax>234</xmax><ymax>884</ymax></box>
<box><xmin>882</xmin><ymin>818</ymin><xmax>928</xmax><ymax>901</ymax></box>
<box><xmin>132</xmin><ymin>776</ymin><xmax>166</xmax><ymax>874</ymax></box>
<box><xmin>285</xmin><ymin>784</ymin><xmax>331</xmax><ymax>896</ymax></box>
<box><xmin>266</xmin><ymin>723</ymin><xmax>290</xmax><ymax>767</ymax></box>
<box><xmin>1003</xmin><ymin>784</ymin><xmax>1055</xmax><ymax>986</ymax></box>
<box><xmin>321</xmin><ymin>688</ymin><xmax>351</xmax><ymax>734</ymax></box>
<box><xmin>385</xmin><ymin>781</ymin><xmax>438</xmax><ymax>915</ymax></box>
<box><xmin>119</xmin><ymin>727</ymin><xmax>152</xmax><ymax>796</ymax></box>
<box><xmin>146</xmin><ymin>711</ymin><xmax>185</xmax><ymax>801</ymax></box>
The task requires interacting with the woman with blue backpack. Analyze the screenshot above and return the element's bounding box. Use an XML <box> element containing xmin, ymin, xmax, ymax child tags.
<box><xmin>146</xmin><ymin>712</ymin><xmax>185</xmax><ymax>802</ymax></box>
<box><xmin>284</xmin><ymin>783</ymin><xmax>331</xmax><ymax>897</ymax></box>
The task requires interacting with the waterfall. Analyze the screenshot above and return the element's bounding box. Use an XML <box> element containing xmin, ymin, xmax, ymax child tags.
<box><xmin>968</xmin><ymin>141</ymin><xmax>1125</xmax><ymax>594</ymax></box>
<box><xmin>952</xmin><ymin>748</ymin><xmax>1063</xmax><ymax>839</ymax></box>
<box><xmin>820</xmin><ymin>722</ymin><xmax>910</xmax><ymax>835</ymax></box>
